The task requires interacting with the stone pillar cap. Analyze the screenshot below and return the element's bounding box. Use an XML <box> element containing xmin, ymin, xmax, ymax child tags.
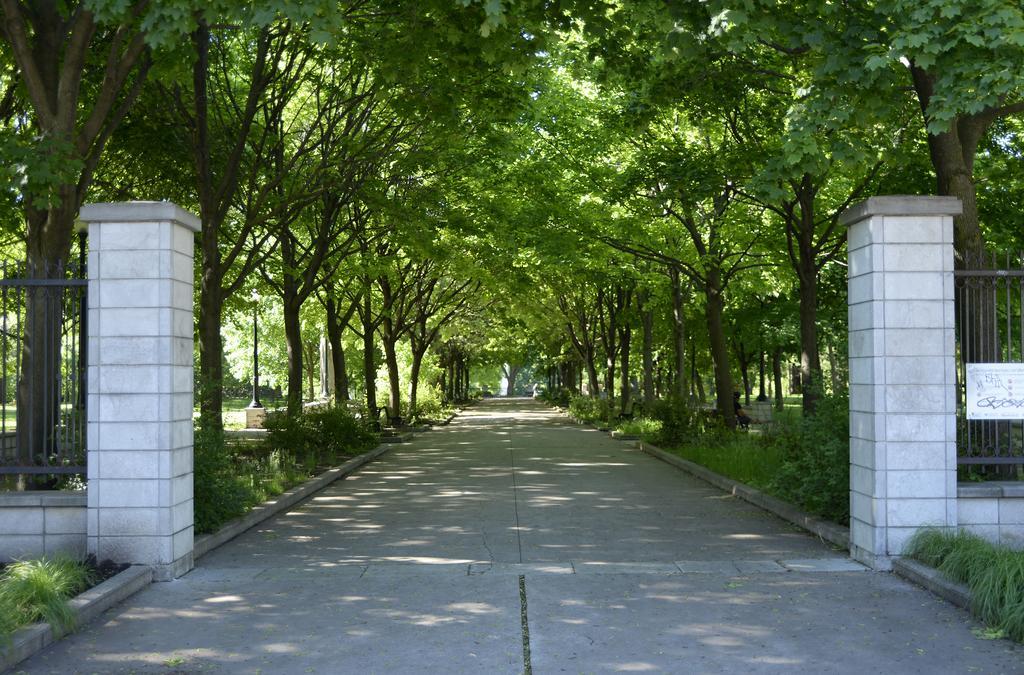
<box><xmin>78</xmin><ymin>201</ymin><xmax>201</xmax><ymax>233</ymax></box>
<box><xmin>840</xmin><ymin>195</ymin><xmax>962</xmax><ymax>226</ymax></box>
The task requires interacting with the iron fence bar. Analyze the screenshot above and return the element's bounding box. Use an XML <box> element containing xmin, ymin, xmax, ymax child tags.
<box><xmin>0</xmin><ymin>279</ymin><xmax>87</xmax><ymax>287</ymax></box>
<box><xmin>0</xmin><ymin>465</ymin><xmax>85</xmax><ymax>475</ymax></box>
<box><xmin>957</xmin><ymin>456</ymin><xmax>1023</xmax><ymax>465</ymax></box>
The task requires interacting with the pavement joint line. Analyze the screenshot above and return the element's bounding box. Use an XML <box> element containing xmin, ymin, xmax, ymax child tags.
<box><xmin>519</xmin><ymin>574</ymin><xmax>532</xmax><ymax>675</ymax></box>
<box><xmin>509</xmin><ymin>446</ymin><xmax>524</xmax><ymax>564</ymax></box>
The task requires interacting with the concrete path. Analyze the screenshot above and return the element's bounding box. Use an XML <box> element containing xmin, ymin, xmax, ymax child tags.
<box><xmin>15</xmin><ymin>399</ymin><xmax>1022</xmax><ymax>673</ymax></box>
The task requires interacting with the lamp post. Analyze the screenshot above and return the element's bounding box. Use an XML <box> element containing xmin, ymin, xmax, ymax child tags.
<box><xmin>248</xmin><ymin>292</ymin><xmax>263</xmax><ymax>410</ymax></box>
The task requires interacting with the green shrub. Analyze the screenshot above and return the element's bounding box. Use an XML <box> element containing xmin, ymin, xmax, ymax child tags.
<box><xmin>767</xmin><ymin>391</ymin><xmax>850</xmax><ymax>525</ymax></box>
<box><xmin>539</xmin><ymin>388</ymin><xmax>572</xmax><ymax>407</ymax></box>
<box><xmin>906</xmin><ymin>529</ymin><xmax>1024</xmax><ymax>642</ymax></box>
<box><xmin>195</xmin><ymin>405</ymin><xmax>377</xmax><ymax>535</ymax></box>
<box><xmin>408</xmin><ymin>391</ymin><xmax>452</xmax><ymax>424</ymax></box>
<box><xmin>0</xmin><ymin>555</ymin><xmax>94</xmax><ymax>638</ymax></box>
<box><xmin>265</xmin><ymin>404</ymin><xmax>376</xmax><ymax>471</ymax></box>
<box><xmin>648</xmin><ymin>397</ymin><xmax>726</xmax><ymax>446</ymax></box>
<box><xmin>193</xmin><ymin>428</ymin><xmax>259</xmax><ymax>534</ymax></box>
<box><xmin>615</xmin><ymin>417</ymin><xmax>662</xmax><ymax>438</ymax></box>
<box><xmin>568</xmin><ymin>395</ymin><xmax>614</xmax><ymax>425</ymax></box>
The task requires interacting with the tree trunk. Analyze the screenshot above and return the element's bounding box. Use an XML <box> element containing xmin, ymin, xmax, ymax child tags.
<box><xmin>409</xmin><ymin>348</ymin><xmax>426</xmax><ymax>417</ymax></box>
<box><xmin>757</xmin><ymin>351</ymin><xmax>767</xmax><ymax>401</ymax></box>
<box><xmin>619</xmin><ymin>323</ymin><xmax>632</xmax><ymax>415</ymax></box>
<box><xmin>361</xmin><ymin>283</ymin><xmax>378</xmax><ymax>418</ymax></box>
<box><xmin>740</xmin><ymin>354</ymin><xmax>751</xmax><ymax>406</ymax></box>
<box><xmin>772</xmin><ymin>347</ymin><xmax>784</xmax><ymax>411</ymax></box>
<box><xmin>670</xmin><ymin>267</ymin><xmax>687</xmax><ymax>399</ymax></box>
<box><xmin>197</xmin><ymin>275</ymin><xmax>225</xmax><ymax>432</ymax></box>
<box><xmin>797</xmin><ymin>267</ymin><xmax>822</xmax><ymax>414</ymax></box>
<box><xmin>382</xmin><ymin>329</ymin><xmax>401</xmax><ymax>423</ymax></box>
<box><xmin>827</xmin><ymin>340</ymin><xmax>843</xmax><ymax>395</ymax></box>
<box><xmin>325</xmin><ymin>298</ymin><xmax>349</xmax><ymax>403</ymax></box>
<box><xmin>283</xmin><ymin>298</ymin><xmax>303</xmax><ymax>416</ymax></box>
<box><xmin>639</xmin><ymin>298</ymin><xmax>655</xmax><ymax>406</ymax></box>
<box><xmin>909</xmin><ymin>64</ymin><xmax>986</xmax><ymax>264</ymax></box>
<box><xmin>16</xmin><ymin>230</ymin><xmax>72</xmax><ymax>486</ymax></box>
<box><xmin>584</xmin><ymin>349</ymin><xmax>600</xmax><ymax>396</ymax></box>
<box><xmin>705</xmin><ymin>277</ymin><xmax>735</xmax><ymax>427</ymax></box>
<box><xmin>504</xmin><ymin>364</ymin><xmax>520</xmax><ymax>396</ymax></box>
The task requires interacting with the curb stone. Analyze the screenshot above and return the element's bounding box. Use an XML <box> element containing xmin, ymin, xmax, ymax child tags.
<box><xmin>1</xmin><ymin>565</ymin><xmax>153</xmax><ymax>673</ymax></box>
<box><xmin>636</xmin><ymin>440</ymin><xmax>850</xmax><ymax>550</ymax></box>
<box><xmin>892</xmin><ymin>558</ymin><xmax>972</xmax><ymax>611</ymax></box>
<box><xmin>1</xmin><ymin>413</ymin><xmax>458</xmax><ymax>673</ymax></box>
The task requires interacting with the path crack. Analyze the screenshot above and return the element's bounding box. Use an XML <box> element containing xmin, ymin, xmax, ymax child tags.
<box><xmin>510</xmin><ymin>448</ymin><xmax>524</xmax><ymax>564</ymax></box>
<box><xmin>519</xmin><ymin>574</ymin><xmax>532</xmax><ymax>675</ymax></box>
<box><xmin>481</xmin><ymin>527</ymin><xmax>495</xmax><ymax>562</ymax></box>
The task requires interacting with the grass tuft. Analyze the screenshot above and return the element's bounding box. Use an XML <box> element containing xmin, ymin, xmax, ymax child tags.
<box><xmin>0</xmin><ymin>555</ymin><xmax>95</xmax><ymax>638</ymax></box>
<box><xmin>906</xmin><ymin>528</ymin><xmax>1024</xmax><ymax>644</ymax></box>
<box><xmin>615</xmin><ymin>417</ymin><xmax>662</xmax><ymax>438</ymax></box>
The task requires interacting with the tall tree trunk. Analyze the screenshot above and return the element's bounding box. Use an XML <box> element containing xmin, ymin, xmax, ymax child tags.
<box><xmin>757</xmin><ymin>351</ymin><xmax>767</xmax><ymax>401</ymax></box>
<box><xmin>503</xmin><ymin>364</ymin><xmax>520</xmax><ymax>396</ymax></box>
<box><xmin>283</xmin><ymin>298</ymin><xmax>303</xmax><ymax>416</ymax></box>
<box><xmin>670</xmin><ymin>267</ymin><xmax>687</xmax><ymax>399</ymax></box>
<box><xmin>639</xmin><ymin>293</ymin><xmax>655</xmax><ymax>406</ymax></box>
<box><xmin>619</xmin><ymin>323</ymin><xmax>632</xmax><ymax>415</ymax></box>
<box><xmin>909</xmin><ymin>64</ymin><xmax>985</xmax><ymax>264</ymax></box>
<box><xmin>772</xmin><ymin>347</ymin><xmax>784</xmax><ymax>411</ymax></box>
<box><xmin>382</xmin><ymin>329</ymin><xmax>401</xmax><ymax>423</ymax></box>
<box><xmin>325</xmin><ymin>298</ymin><xmax>349</xmax><ymax>403</ymax></box>
<box><xmin>16</xmin><ymin>224</ymin><xmax>72</xmax><ymax>486</ymax></box>
<box><xmin>705</xmin><ymin>277</ymin><xmax>735</xmax><ymax>427</ymax></box>
<box><xmin>409</xmin><ymin>348</ymin><xmax>426</xmax><ymax>417</ymax></box>
<box><xmin>827</xmin><ymin>340</ymin><xmax>842</xmax><ymax>395</ymax></box>
<box><xmin>197</xmin><ymin>276</ymin><xmax>224</xmax><ymax>431</ymax></box>
<box><xmin>797</xmin><ymin>265</ymin><xmax>821</xmax><ymax>413</ymax></box>
<box><xmin>740</xmin><ymin>353</ymin><xmax>751</xmax><ymax>406</ymax></box>
<box><xmin>361</xmin><ymin>281</ymin><xmax>377</xmax><ymax>418</ymax></box>
<box><xmin>583</xmin><ymin>348</ymin><xmax>600</xmax><ymax>396</ymax></box>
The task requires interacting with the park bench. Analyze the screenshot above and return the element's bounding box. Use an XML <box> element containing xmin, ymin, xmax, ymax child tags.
<box><xmin>745</xmin><ymin>400</ymin><xmax>775</xmax><ymax>431</ymax></box>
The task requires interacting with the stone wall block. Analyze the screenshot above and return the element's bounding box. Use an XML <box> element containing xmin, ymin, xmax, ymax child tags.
<box><xmin>885</xmin><ymin>385</ymin><xmax>948</xmax><ymax>414</ymax></box>
<box><xmin>882</xmin><ymin>273</ymin><xmax>945</xmax><ymax>300</ymax></box>
<box><xmin>45</xmin><ymin>508</ymin><xmax>87</xmax><ymax>535</ymax></box>
<box><xmin>884</xmin><ymin>301</ymin><xmax>945</xmax><ymax>330</ymax></box>
<box><xmin>885</xmin><ymin>356</ymin><xmax>947</xmax><ymax>385</ymax></box>
<box><xmin>886</xmin><ymin>442</ymin><xmax>947</xmax><ymax>471</ymax></box>
<box><xmin>886</xmin><ymin>471</ymin><xmax>947</xmax><ymax>499</ymax></box>
<box><xmin>885</xmin><ymin>498</ymin><xmax>947</xmax><ymax>527</ymax></box>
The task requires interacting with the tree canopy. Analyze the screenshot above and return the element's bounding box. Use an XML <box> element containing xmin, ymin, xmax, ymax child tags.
<box><xmin>1</xmin><ymin>0</ymin><xmax>1021</xmax><ymax>426</ymax></box>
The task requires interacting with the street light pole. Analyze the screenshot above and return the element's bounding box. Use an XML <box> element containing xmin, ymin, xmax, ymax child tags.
<box><xmin>248</xmin><ymin>297</ymin><xmax>262</xmax><ymax>409</ymax></box>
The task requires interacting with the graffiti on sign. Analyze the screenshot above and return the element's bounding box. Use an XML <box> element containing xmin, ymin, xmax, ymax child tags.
<box><xmin>965</xmin><ymin>363</ymin><xmax>1024</xmax><ymax>419</ymax></box>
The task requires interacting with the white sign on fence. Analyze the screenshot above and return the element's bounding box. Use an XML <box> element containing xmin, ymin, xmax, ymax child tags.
<box><xmin>965</xmin><ymin>363</ymin><xmax>1024</xmax><ymax>419</ymax></box>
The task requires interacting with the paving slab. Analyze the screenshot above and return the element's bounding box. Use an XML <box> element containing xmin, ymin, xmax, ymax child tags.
<box><xmin>526</xmin><ymin>572</ymin><xmax>1023</xmax><ymax>674</ymax></box>
<box><xmin>13</xmin><ymin>398</ymin><xmax>1022</xmax><ymax>673</ymax></box>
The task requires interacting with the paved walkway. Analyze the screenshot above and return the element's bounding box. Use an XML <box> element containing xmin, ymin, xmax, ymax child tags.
<box><xmin>16</xmin><ymin>399</ymin><xmax>1022</xmax><ymax>673</ymax></box>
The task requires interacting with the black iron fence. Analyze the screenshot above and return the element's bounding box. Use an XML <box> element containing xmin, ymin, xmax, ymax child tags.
<box><xmin>954</xmin><ymin>252</ymin><xmax>1024</xmax><ymax>469</ymax></box>
<box><xmin>0</xmin><ymin>261</ymin><xmax>87</xmax><ymax>485</ymax></box>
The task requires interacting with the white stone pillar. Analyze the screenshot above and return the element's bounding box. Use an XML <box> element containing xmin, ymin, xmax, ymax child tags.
<box><xmin>842</xmin><ymin>196</ymin><xmax>961</xmax><ymax>570</ymax></box>
<box><xmin>81</xmin><ymin>202</ymin><xmax>199</xmax><ymax>580</ymax></box>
